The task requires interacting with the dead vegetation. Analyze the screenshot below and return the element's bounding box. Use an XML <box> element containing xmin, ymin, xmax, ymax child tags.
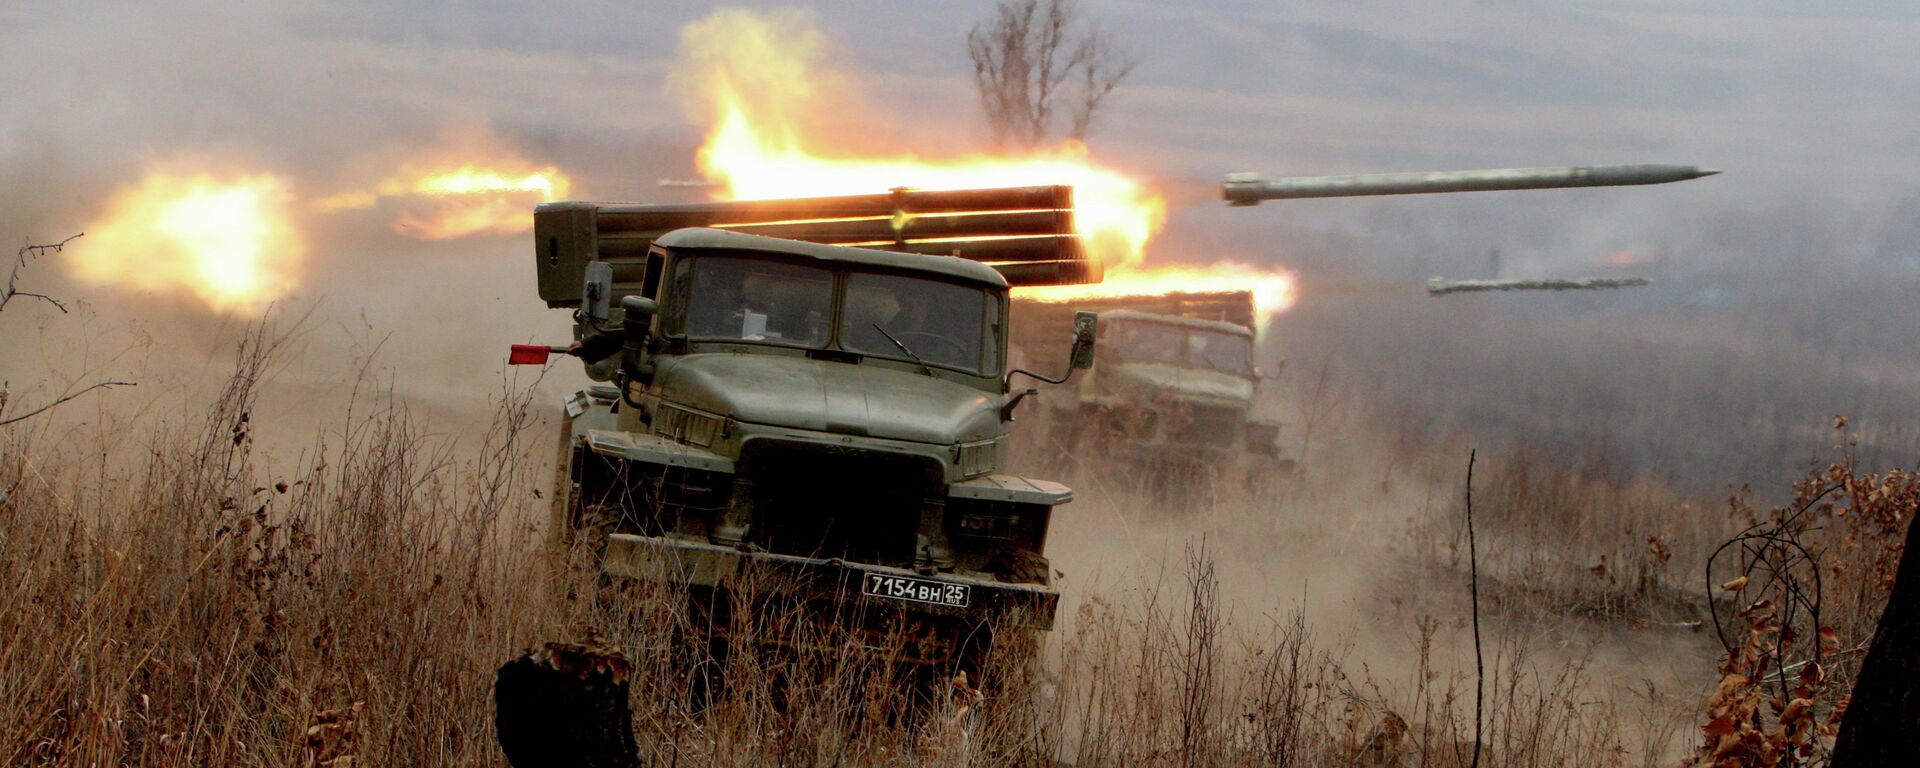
<box><xmin>1682</xmin><ymin>417</ymin><xmax>1915</xmax><ymax>766</ymax></box>
<box><xmin>0</xmin><ymin>232</ymin><xmax>136</xmax><ymax>428</ymax></box>
<box><xmin>1</xmin><ymin>321</ymin><xmax>1911</xmax><ymax>766</ymax></box>
<box><xmin>0</xmin><ymin>322</ymin><xmax>553</xmax><ymax>764</ymax></box>
<box><xmin>968</xmin><ymin>0</ymin><xmax>1137</xmax><ymax>148</ymax></box>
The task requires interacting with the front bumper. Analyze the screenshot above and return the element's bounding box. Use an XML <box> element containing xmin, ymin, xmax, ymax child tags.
<box><xmin>603</xmin><ymin>533</ymin><xmax>1059</xmax><ymax>630</ymax></box>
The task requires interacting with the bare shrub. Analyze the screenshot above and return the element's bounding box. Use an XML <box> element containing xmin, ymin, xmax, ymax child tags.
<box><xmin>967</xmin><ymin>0</ymin><xmax>1137</xmax><ymax>149</ymax></box>
<box><xmin>1686</xmin><ymin>416</ymin><xmax>1917</xmax><ymax>766</ymax></box>
<box><xmin>0</xmin><ymin>233</ymin><xmax>135</xmax><ymax>428</ymax></box>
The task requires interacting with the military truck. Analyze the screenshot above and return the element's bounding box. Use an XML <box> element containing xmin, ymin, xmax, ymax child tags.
<box><xmin>518</xmin><ymin>187</ymin><xmax>1103</xmax><ymax>671</ymax></box>
<box><xmin>508</xmin><ymin>166</ymin><xmax>1720</xmax><ymax>666</ymax></box>
<box><xmin>1009</xmin><ymin>290</ymin><xmax>1289</xmax><ymax>502</ymax></box>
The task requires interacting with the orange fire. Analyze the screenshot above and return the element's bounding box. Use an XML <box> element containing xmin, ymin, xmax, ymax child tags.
<box><xmin>672</xmin><ymin>10</ymin><xmax>1298</xmax><ymax>326</ymax></box>
<box><xmin>316</xmin><ymin>162</ymin><xmax>571</xmax><ymax>239</ymax></box>
<box><xmin>71</xmin><ymin>171</ymin><xmax>302</xmax><ymax>313</ymax></box>
<box><xmin>1019</xmin><ymin>263</ymin><xmax>1299</xmax><ymax>329</ymax></box>
<box><xmin>674</xmin><ymin>9</ymin><xmax>1162</xmax><ymax>271</ymax></box>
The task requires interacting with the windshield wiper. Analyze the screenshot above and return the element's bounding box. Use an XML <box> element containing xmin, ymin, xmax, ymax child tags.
<box><xmin>871</xmin><ymin>323</ymin><xmax>933</xmax><ymax>375</ymax></box>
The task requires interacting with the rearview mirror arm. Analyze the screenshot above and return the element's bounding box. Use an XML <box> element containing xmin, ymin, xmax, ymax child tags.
<box><xmin>1006</xmin><ymin>309</ymin><xmax>1098</xmax><ymax>388</ymax></box>
<box><xmin>1007</xmin><ymin>367</ymin><xmax>1073</xmax><ymax>386</ymax></box>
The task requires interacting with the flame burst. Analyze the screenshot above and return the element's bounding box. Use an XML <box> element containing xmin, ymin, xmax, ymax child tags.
<box><xmin>72</xmin><ymin>172</ymin><xmax>302</xmax><ymax>312</ymax></box>
<box><xmin>671</xmin><ymin>10</ymin><xmax>1298</xmax><ymax>327</ymax></box>
<box><xmin>674</xmin><ymin>9</ymin><xmax>1162</xmax><ymax>270</ymax></box>
<box><xmin>317</xmin><ymin>162</ymin><xmax>571</xmax><ymax>239</ymax></box>
<box><xmin>1020</xmin><ymin>262</ymin><xmax>1299</xmax><ymax>329</ymax></box>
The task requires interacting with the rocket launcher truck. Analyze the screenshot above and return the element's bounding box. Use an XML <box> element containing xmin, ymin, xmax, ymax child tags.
<box><xmin>512</xmin><ymin>163</ymin><xmax>1715</xmax><ymax>671</ymax></box>
<box><xmin>521</xmin><ymin>186</ymin><xmax>1102</xmax><ymax>670</ymax></box>
<box><xmin>1009</xmin><ymin>290</ymin><xmax>1290</xmax><ymax>503</ymax></box>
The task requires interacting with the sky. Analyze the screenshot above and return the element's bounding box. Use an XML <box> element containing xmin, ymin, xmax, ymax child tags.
<box><xmin>6</xmin><ymin>1</ymin><xmax>1917</xmax><ymax>265</ymax></box>
<box><xmin>2</xmin><ymin>1</ymin><xmax>1917</xmax><ymax>486</ymax></box>
<box><xmin>6</xmin><ymin>1</ymin><xmax>1917</xmax><ymax>244</ymax></box>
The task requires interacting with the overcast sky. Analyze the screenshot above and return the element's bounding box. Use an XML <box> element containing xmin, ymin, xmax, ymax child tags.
<box><xmin>7</xmin><ymin>1</ymin><xmax>1917</xmax><ymax>200</ymax></box>
<box><xmin>5</xmin><ymin>3</ymin><xmax>1915</xmax><ymax>229</ymax></box>
<box><xmin>3</xmin><ymin>0</ymin><xmax>1916</xmax><ymax>374</ymax></box>
<box><xmin>5</xmin><ymin>1</ymin><xmax>1918</xmax><ymax>486</ymax></box>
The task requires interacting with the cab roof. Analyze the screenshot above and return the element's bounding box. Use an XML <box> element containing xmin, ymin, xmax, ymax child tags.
<box><xmin>654</xmin><ymin>228</ymin><xmax>1010</xmax><ymax>288</ymax></box>
<box><xmin>1102</xmin><ymin>309</ymin><xmax>1254</xmax><ymax>337</ymax></box>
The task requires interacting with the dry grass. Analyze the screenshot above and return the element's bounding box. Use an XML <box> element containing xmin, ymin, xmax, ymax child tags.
<box><xmin>1406</xmin><ymin>447</ymin><xmax>1719</xmax><ymax>628</ymax></box>
<box><xmin>2</xmin><ymin>322</ymin><xmax>1909</xmax><ymax>766</ymax></box>
<box><xmin>0</xmin><ymin>323</ymin><xmax>558</xmax><ymax>764</ymax></box>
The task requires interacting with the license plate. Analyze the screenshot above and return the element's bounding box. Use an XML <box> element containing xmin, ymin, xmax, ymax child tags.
<box><xmin>863</xmin><ymin>573</ymin><xmax>971</xmax><ymax>608</ymax></box>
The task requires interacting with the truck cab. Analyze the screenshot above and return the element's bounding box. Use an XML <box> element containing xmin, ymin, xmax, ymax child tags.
<box><xmin>555</xmin><ymin>229</ymin><xmax>1085</xmax><ymax>650</ymax></box>
<box><xmin>1069</xmin><ymin>310</ymin><xmax>1268</xmax><ymax>462</ymax></box>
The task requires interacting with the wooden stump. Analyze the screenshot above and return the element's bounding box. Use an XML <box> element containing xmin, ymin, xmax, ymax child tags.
<box><xmin>1831</xmin><ymin>513</ymin><xmax>1920</xmax><ymax>765</ymax></box>
<box><xmin>494</xmin><ymin>641</ymin><xmax>639</xmax><ymax>768</ymax></box>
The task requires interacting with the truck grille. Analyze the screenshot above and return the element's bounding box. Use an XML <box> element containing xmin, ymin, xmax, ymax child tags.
<box><xmin>738</xmin><ymin>440</ymin><xmax>942</xmax><ymax>567</ymax></box>
<box><xmin>1166</xmin><ymin>405</ymin><xmax>1242</xmax><ymax>446</ymax></box>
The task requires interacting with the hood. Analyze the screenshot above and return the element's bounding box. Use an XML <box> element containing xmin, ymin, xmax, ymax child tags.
<box><xmin>654</xmin><ymin>354</ymin><xmax>1002</xmax><ymax>445</ymax></box>
<box><xmin>1103</xmin><ymin>361</ymin><xmax>1255</xmax><ymax>406</ymax></box>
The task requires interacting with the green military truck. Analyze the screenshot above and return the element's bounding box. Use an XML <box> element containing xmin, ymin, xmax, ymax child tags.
<box><xmin>1009</xmin><ymin>290</ymin><xmax>1291</xmax><ymax>503</ymax></box>
<box><xmin>521</xmin><ymin>187</ymin><xmax>1100</xmax><ymax>670</ymax></box>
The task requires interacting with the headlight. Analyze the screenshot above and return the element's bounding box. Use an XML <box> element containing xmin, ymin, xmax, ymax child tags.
<box><xmin>954</xmin><ymin>438</ymin><xmax>1002</xmax><ymax>478</ymax></box>
<box><xmin>655</xmin><ymin>403</ymin><xmax>724</xmax><ymax>447</ymax></box>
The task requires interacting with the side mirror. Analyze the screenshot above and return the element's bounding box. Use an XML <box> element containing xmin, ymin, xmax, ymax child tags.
<box><xmin>1006</xmin><ymin>310</ymin><xmax>1097</xmax><ymax>388</ymax></box>
<box><xmin>616</xmin><ymin>296</ymin><xmax>661</xmax><ymax>406</ymax></box>
<box><xmin>581</xmin><ymin>261</ymin><xmax>614</xmax><ymax>323</ymax></box>
<box><xmin>1068</xmin><ymin>311</ymin><xmax>1097</xmax><ymax>370</ymax></box>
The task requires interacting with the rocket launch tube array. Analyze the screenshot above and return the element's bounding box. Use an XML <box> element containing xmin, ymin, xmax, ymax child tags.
<box><xmin>535</xmin><ymin>164</ymin><xmax>1721</xmax><ymax>306</ymax></box>
<box><xmin>535</xmin><ymin>185</ymin><xmax>1094</xmax><ymax>306</ymax></box>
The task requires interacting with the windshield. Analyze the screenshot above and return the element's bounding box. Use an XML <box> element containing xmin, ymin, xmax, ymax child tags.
<box><xmin>1108</xmin><ymin>320</ymin><xmax>1253</xmax><ymax>375</ymax></box>
<box><xmin>671</xmin><ymin>255</ymin><xmax>832</xmax><ymax>347</ymax></box>
<box><xmin>1108</xmin><ymin>320</ymin><xmax>1184</xmax><ymax>363</ymax></box>
<box><xmin>666</xmin><ymin>253</ymin><xmax>1002</xmax><ymax>375</ymax></box>
<box><xmin>1189</xmin><ymin>330</ymin><xmax>1253</xmax><ymax>374</ymax></box>
<box><xmin>840</xmin><ymin>272</ymin><xmax>998</xmax><ymax>375</ymax></box>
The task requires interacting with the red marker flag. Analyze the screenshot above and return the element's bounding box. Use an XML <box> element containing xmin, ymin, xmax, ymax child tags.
<box><xmin>509</xmin><ymin>344</ymin><xmax>564</xmax><ymax>365</ymax></box>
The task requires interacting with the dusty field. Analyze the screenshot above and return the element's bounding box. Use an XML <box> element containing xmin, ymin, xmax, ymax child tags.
<box><xmin>0</xmin><ymin>323</ymin><xmax>1906</xmax><ymax>766</ymax></box>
